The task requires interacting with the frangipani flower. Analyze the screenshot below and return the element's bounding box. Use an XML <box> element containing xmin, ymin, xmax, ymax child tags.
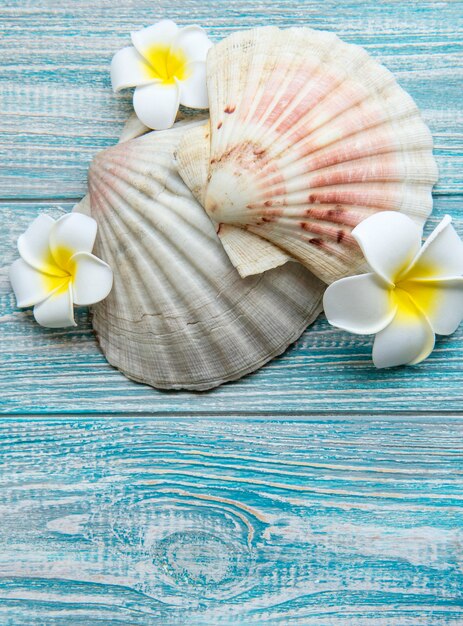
<box><xmin>111</xmin><ymin>20</ymin><xmax>213</xmax><ymax>130</ymax></box>
<box><xmin>323</xmin><ymin>212</ymin><xmax>463</xmax><ymax>368</ymax></box>
<box><xmin>9</xmin><ymin>213</ymin><xmax>113</xmax><ymax>328</ymax></box>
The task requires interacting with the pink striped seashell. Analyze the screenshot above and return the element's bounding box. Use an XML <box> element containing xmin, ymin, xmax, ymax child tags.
<box><xmin>177</xmin><ymin>27</ymin><xmax>438</xmax><ymax>283</ymax></box>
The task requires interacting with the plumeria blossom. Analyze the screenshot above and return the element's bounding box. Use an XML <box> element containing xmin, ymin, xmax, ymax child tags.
<box><xmin>323</xmin><ymin>212</ymin><xmax>463</xmax><ymax>368</ymax></box>
<box><xmin>9</xmin><ymin>213</ymin><xmax>113</xmax><ymax>328</ymax></box>
<box><xmin>111</xmin><ymin>20</ymin><xmax>213</xmax><ymax>130</ymax></box>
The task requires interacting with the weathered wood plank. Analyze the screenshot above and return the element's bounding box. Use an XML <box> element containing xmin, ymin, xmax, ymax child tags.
<box><xmin>0</xmin><ymin>418</ymin><xmax>461</xmax><ymax>625</ymax></box>
<box><xmin>2</xmin><ymin>197</ymin><xmax>463</xmax><ymax>415</ymax></box>
<box><xmin>0</xmin><ymin>0</ymin><xmax>461</xmax><ymax>198</ymax></box>
<box><xmin>1</xmin><ymin>2</ymin><xmax>462</xmax><ymax>623</ymax></box>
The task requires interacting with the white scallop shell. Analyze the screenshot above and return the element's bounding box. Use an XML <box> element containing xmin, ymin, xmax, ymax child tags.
<box><xmin>177</xmin><ymin>27</ymin><xmax>438</xmax><ymax>284</ymax></box>
<box><xmin>177</xmin><ymin>120</ymin><xmax>292</xmax><ymax>277</ymax></box>
<box><xmin>85</xmin><ymin>119</ymin><xmax>324</xmax><ymax>390</ymax></box>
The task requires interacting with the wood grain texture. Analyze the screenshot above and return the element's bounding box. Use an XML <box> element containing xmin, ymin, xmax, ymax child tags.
<box><xmin>0</xmin><ymin>418</ymin><xmax>461</xmax><ymax>625</ymax></box>
<box><xmin>1</xmin><ymin>2</ymin><xmax>463</xmax><ymax>623</ymax></box>
<box><xmin>0</xmin><ymin>0</ymin><xmax>462</xmax><ymax>198</ymax></box>
<box><xmin>2</xmin><ymin>198</ymin><xmax>463</xmax><ymax>415</ymax></box>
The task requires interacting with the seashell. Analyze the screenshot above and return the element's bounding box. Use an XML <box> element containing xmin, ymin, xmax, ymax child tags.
<box><xmin>176</xmin><ymin>27</ymin><xmax>438</xmax><ymax>284</ymax></box>
<box><xmin>177</xmin><ymin>120</ymin><xmax>292</xmax><ymax>276</ymax></box>
<box><xmin>73</xmin><ymin>113</ymin><xmax>152</xmax><ymax>219</ymax></box>
<box><xmin>82</xmin><ymin>118</ymin><xmax>324</xmax><ymax>391</ymax></box>
<box><xmin>73</xmin><ymin>114</ymin><xmax>152</xmax><ymax>218</ymax></box>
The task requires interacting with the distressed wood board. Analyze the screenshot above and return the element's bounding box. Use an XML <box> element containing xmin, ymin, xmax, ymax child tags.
<box><xmin>0</xmin><ymin>418</ymin><xmax>462</xmax><ymax>625</ymax></box>
<box><xmin>0</xmin><ymin>1</ymin><xmax>462</xmax><ymax>624</ymax></box>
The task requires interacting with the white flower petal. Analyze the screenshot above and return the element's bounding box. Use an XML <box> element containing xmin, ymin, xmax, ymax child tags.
<box><xmin>131</xmin><ymin>19</ymin><xmax>179</xmax><ymax>60</ymax></box>
<box><xmin>17</xmin><ymin>214</ymin><xmax>65</xmax><ymax>276</ymax></box>
<box><xmin>402</xmin><ymin>278</ymin><xmax>463</xmax><ymax>335</ymax></box>
<box><xmin>323</xmin><ymin>273</ymin><xmax>395</xmax><ymax>335</ymax></box>
<box><xmin>407</xmin><ymin>215</ymin><xmax>463</xmax><ymax>280</ymax></box>
<box><xmin>372</xmin><ymin>298</ymin><xmax>435</xmax><ymax>368</ymax></box>
<box><xmin>174</xmin><ymin>25</ymin><xmax>213</xmax><ymax>63</ymax></box>
<box><xmin>9</xmin><ymin>258</ymin><xmax>66</xmax><ymax>307</ymax></box>
<box><xmin>71</xmin><ymin>252</ymin><xmax>113</xmax><ymax>306</ymax></box>
<box><xmin>111</xmin><ymin>46</ymin><xmax>158</xmax><ymax>92</ymax></box>
<box><xmin>50</xmin><ymin>213</ymin><xmax>97</xmax><ymax>268</ymax></box>
<box><xmin>353</xmin><ymin>211</ymin><xmax>423</xmax><ymax>284</ymax></box>
<box><xmin>133</xmin><ymin>81</ymin><xmax>180</xmax><ymax>130</ymax></box>
<box><xmin>33</xmin><ymin>283</ymin><xmax>76</xmax><ymax>328</ymax></box>
<box><xmin>179</xmin><ymin>62</ymin><xmax>208</xmax><ymax>108</ymax></box>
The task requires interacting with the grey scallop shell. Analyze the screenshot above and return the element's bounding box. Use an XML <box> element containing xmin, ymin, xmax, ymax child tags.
<box><xmin>83</xmin><ymin>119</ymin><xmax>324</xmax><ymax>390</ymax></box>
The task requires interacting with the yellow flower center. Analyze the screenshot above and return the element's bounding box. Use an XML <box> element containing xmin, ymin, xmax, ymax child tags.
<box><xmin>41</xmin><ymin>245</ymin><xmax>76</xmax><ymax>294</ymax></box>
<box><xmin>394</xmin><ymin>279</ymin><xmax>438</xmax><ymax>319</ymax></box>
<box><xmin>52</xmin><ymin>245</ymin><xmax>76</xmax><ymax>273</ymax></box>
<box><xmin>383</xmin><ymin>253</ymin><xmax>440</xmax><ymax>322</ymax></box>
<box><xmin>390</xmin><ymin>286</ymin><xmax>421</xmax><ymax>323</ymax></box>
<box><xmin>142</xmin><ymin>44</ymin><xmax>188</xmax><ymax>84</ymax></box>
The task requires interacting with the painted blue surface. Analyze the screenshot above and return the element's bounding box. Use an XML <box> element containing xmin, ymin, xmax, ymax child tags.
<box><xmin>0</xmin><ymin>418</ymin><xmax>462</xmax><ymax>624</ymax></box>
<box><xmin>0</xmin><ymin>1</ymin><xmax>462</xmax><ymax>623</ymax></box>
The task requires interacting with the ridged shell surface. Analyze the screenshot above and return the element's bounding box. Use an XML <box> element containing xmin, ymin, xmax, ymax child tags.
<box><xmin>177</xmin><ymin>27</ymin><xmax>438</xmax><ymax>284</ymax></box>
<box><xmin>87</xmin><ymin>119</ymin><xmax>324</xmax><ymax>390</ymax></box>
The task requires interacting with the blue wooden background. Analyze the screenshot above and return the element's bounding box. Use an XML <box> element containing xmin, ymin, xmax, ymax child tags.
<box><xmin>0</xmin><ymin>1</ymin><xmax>462</xmax><ymax>624</ymax></box>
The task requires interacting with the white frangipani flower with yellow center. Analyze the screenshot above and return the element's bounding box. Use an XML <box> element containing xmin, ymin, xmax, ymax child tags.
<box><xmin>323</xmin><ymin>212</ymin><xmax>463</xmax><ymax>368</ymax></box>
<box><xmin>111</xmin><ymin>20</ymin><xmax>213</xmax><ymax>130</ymax></box>
<box><xmin>9</xmin><ymin>213</ymin><xmax>113</xmax><ymax>328</ymax></box>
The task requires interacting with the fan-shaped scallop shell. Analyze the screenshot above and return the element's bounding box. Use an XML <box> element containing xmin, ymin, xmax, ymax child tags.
<box><xmin>177</xmin><ymin>27</ymin><xmax>438</xmax><ymax>284</ymax></box>
<box><xmin>85</xmin><ymin>119</ymin><xmax>324</xmax><ymax>390</ymax></box>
